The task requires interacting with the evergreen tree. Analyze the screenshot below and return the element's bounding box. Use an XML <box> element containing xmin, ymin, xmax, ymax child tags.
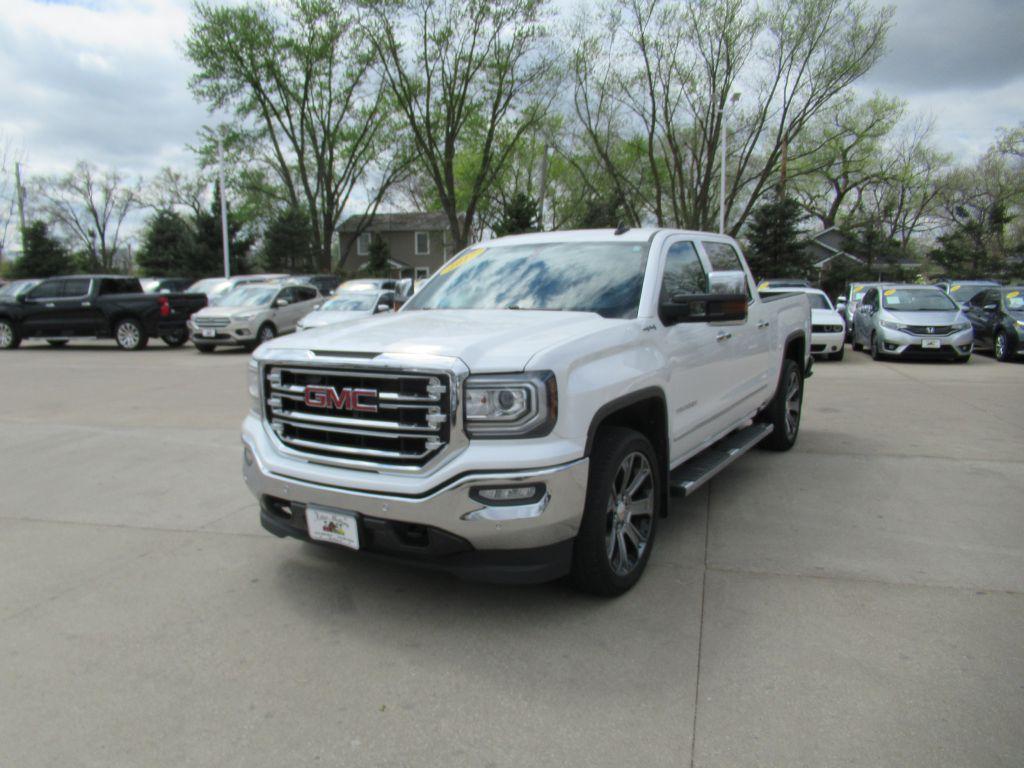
<box><xmin>365</xmin><ymin>235</ymin><xmax>391</xmax><ymax>277</ymax></box>
<box><xmin>842</xmin><ymin>220</ymin><xmax>904</xmax><ymax>276</ymax></box>
<box><xmin>192</xmin><ymin>185</ymin><xmax>255</xmax><ymax>276</ymax></box>
<box><xmin>260</xmin><ymin>207</ymin><xmax>314</xmax><ymax>273</ymax></box>
<box><xmin>11</xmin><ymin>221</ymin><xmax>71</xmax><ymax>278</ymax></box>
<box><xmin>744</xmin><ymin>195</ymin><xmax>809</xmax><ymax>279</ymax></box>
<box><xmin>928</xmin><ymin>204</ymin><xmax>1011</xmax><ymax>279</ymax></box>
<box><xmin>493</xmin><ymin>192</ymin><xmax>540</xmax><ymax>237</ymax></box>
<box><xmin>136</xmin><ymin>209</ymin><xmax>197</xmax><ymax>276</ymax></box>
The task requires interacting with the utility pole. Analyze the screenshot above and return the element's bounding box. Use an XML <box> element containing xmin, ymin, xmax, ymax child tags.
<box><xmin>15</xmin><ymin>161</ymin><xmax>26</xmax><ymax>245</ymax></box>
<box><xmin>719</xmin><ymin>92</ymin><xmax>741</xmax><ymax>235</ymax></box>
<box><xmin>218</xmin><ymin>133</ymin><xmax>231</xmax><ymax>278</ymax></box>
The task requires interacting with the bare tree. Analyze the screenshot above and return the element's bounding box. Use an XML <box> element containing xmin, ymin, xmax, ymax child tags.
<box><xmin>366</xmin><ymin>0</ymin><xmax>558</xmax><ymax>250</ymax></box>
<box><xmin>146</xmin><ymin>167</ymin><xmax>210</xmax><ymax>218</ymax></box>
<box><xmin>35</xmin><ymin>161</ymin><xmax>140</xmax><ymax>271</ymax></box>
<box><xmin>0</xmin><ymin>133</ymin><xmax>25</xmax><ymax>263</ymax></box>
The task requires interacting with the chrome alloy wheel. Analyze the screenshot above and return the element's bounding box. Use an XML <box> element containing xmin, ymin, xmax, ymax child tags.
<box><xmin>784</xmin><ymin>367</ymin><xmax>802</xmax><ymax>440</ymax></box>
<box><xmin>0</xmin><ymin>322</ymin><xmax>12</xmax><ymax>348</ymax></box>
<box><xmin>117</xmin><ymin>321</ymin><xmax>140</xmax><ymax>349</ymax></box>
<box><xmin>994</xmin><ymin>332</ymin><xmax>1007</xmax><ymax>360</ymax></box>
<box><xmin>259</xmin><ymin>325</ymin><xmax>275</xmax><ymax>343</ymax></box>
<box><xmin>605</xmin><ymin>451</ymin><xmax>655</xmax><ymax>576</ymax></box>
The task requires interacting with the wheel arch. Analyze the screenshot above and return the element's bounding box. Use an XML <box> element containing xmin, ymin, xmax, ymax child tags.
<box><xmin>585</xmin><ymin>387</ymin><xmax>669</xmax><ymax>518</ymax></box>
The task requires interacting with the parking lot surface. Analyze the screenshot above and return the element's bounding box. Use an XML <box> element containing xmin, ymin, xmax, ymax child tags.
<box><xmin>1</xmin><ymin>343</ymin><xmax>1022</xmax><ymax>767</ymax></box>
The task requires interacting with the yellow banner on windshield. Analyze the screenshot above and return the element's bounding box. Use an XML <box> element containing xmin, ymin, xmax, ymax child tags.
<box><xmin>440</xmin><ymin>248</ymin><xmax>485</xmax><ymax>275</ymax></box>
<box><xmin>884</xmin><ymin>289</ymin><xmax>896</xmax><ymax>296</ymax></box>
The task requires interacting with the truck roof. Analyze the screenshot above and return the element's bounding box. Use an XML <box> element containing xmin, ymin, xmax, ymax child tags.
<box><xmin>482</xmin><ymin>228</ymin><xmax>738</xmax><ymax>246</ymax></box>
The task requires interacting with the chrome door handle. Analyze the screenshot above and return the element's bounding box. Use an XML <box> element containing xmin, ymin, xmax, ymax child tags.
<box><xmin>81</xmin><ymin>302</ymin><xmax>91</xmax><ymax>307</ymax></box>
<box><xmin>45</xmin><ymin>302</ymin><xmax>55</xmax><ymax>308</ymax></box>
<box><xmin>716</xmin><ymin>331</ymin><xmax>732</xmax><ymax>342</ymax></box>
<box><xmin>757</xmin><ymin>320</ymin><xmax>770</xmax><ymax>329</ymax></box>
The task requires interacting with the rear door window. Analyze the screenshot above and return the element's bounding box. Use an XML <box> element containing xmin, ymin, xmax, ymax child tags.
<box><xmin>61</xmin><ymin>278</ymin><xmax>91</xmax><ymax>298</ymax></box>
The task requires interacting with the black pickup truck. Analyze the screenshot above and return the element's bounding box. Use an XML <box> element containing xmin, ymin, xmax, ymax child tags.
<box><xmin>0</xmin><ymin>275</ymin><xmax>207</xmax><ymax>350</ymax></box>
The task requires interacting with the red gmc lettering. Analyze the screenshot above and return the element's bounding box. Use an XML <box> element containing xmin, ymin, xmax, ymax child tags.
<box><xmin>304</xmin><ymin>386</ymin><xmax>378</xmax><ymax>413</ymax></box>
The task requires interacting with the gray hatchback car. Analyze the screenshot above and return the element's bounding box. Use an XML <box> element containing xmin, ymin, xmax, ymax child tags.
<box><xmin>851</xmin><ymin>284</ymin><xmax>974</xmax><ymax>362</ymax></box>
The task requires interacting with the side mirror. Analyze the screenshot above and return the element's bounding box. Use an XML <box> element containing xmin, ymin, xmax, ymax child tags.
<box><xmin>707</xmin><ymin>270</ymin><xmax>748</xmax><ymax>295</ymax></box>
<box><xmin>273</xmin><ymin>298</ymin><xmax>289</xmax><ymax>307</ymax></box>
<box><xmin>660</xmin><ymin>293</ymin><xmax>748</xmax><ymax>325</ymax></box>
<box><xmin>376</xmin><ymin>303</ymin><xmax>390</xmax><ymax>313</ymax></box>
<box><xmin>983</xmin><ymin>303</ymin><xmax>997</xmax><ymax>311</ymax></box>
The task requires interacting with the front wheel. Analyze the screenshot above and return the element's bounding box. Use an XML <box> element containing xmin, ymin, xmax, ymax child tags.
<box><xmin>256</xmin><ymin>323</ymin><xmax>277</xmax><ymax>345</ymax></box>
<box><xmin>114</xmin><ymin>318</ymin><xmax>148</xmax><ymax>350</ymax></box>
<box><xmin>571</xmin><ymin>426</ymin><xmax>660</xmax><ymax>597</ymax></box>
<box><xmin>994</xmin><ymin>331</ymin><xmax>1012</xmax><ymax>362</ymax></box>
<box><xmin>0</xmin><ymin>319</ymin><xmax>20</xmax><ymax>349</ymax></box>
<box><xmin>161</xmin><ymin>329</ymin><xmax>188</xmax><ymax>348</ymax></box>
<box><xmin>759</xmin><ymin>358</ymin><xmax>803</xmax><ymax>451</ymax></box>
<box><xmin>869</xmin><ymin>333</ymin><xmax>881</xmax><ymax>360</ymax></box>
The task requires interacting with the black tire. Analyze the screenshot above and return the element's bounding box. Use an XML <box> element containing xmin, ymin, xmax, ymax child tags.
<box><xmin>47</xmin><ymin>340</ymin><xmax>69</xmax><ymax>347</ymax></box>
<box><xmin>256</xmin><ymin>323</ymin><xmax>277</xmax><ymax>345</ymax></box>
<box><xmin>114</xmin><ymin>317</ymin><xmax>148</xmax><ymax>350</ymax></box>
<box><xmin>0</xmin><ymin>319</ymin><xmax>20</xmax><ymax>349</ymax></box>
<box><xmin>869</xmin><ymin>333</ymin><xmax>881</xmax><ymax>360</ymax></box>
<box><xmin>194</xmin><ymin>342</ymin><xmax>216</xmax><ymax>354</ymax></box>
<box><xmin>994</xmin><ymin>331</ymin><xmax>1012</xmax><ymax>362</ymax></box>
<box><xmin>830</xmin><ymin>344</ymin><xmax>845</xmax><ymax>361</ymax></box>
<box><xmin>759</xmin><ymin>358</ymin><xmax>803</xmax><ymax>452</ymax></box>
<box><xmin>161</xmin><ymin>329</ymin><xmax>188</xmax><ymax>348</ymax></box>
<box><xmin>571</xmin><ymin>426</ymin><xmax>660</xmax><ymax>597</ymax></box>
<box><xmin>852</xmin><ymin>334</ymin><xmax>862</xmax><ymax>352</ymax></box>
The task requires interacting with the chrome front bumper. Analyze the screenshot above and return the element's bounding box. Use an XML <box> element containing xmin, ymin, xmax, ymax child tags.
<box><xmin>188</xmin><ymin>318</ymin><xmax>257</xmax><ymax>345</ymax></box>
<box><xmin>241</xmin><ymin>429</ymin><xmax>589</xmax><ymax>551</ymax></box>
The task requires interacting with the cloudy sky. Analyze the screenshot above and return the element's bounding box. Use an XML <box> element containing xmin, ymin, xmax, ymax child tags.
<box><xmin>0</xmin><ymin>0</ymin><xmax>1022</xmax><ymax>183</ymax></box>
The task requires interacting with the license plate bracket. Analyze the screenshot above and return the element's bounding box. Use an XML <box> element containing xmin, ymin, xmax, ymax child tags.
<box><xmin>922</xmin><ymin>338</ymin><xmax>941</xmax><ymax>349</ymax></box>
<box><xmin>306</xmin><ymin>506</ymin><xmax>360</xmax><ymax>550</ymax></box>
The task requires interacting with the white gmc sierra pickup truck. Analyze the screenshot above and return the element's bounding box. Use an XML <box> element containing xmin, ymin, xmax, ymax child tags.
<box><xmin>242</xmin><ymin>229</ymin><xmax>811</xmax><ymax>595</ymax></box>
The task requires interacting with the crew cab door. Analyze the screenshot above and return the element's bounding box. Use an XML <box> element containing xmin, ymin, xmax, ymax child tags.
<box><xmin>699</xmin><ymin>240</ymin><xmax>775</xmax><ymax>421</ymax></box>
<box><xmin>654</xmin><ymin>238</ymin><xmax>734</xmax><ymax>461</ymax></box>
<box><xmin>20</xmin><ymin>278</ymin><xmax>93</xmax><ymax>336</ymax></box>
<box><xmin>19</xmin><ymin>279</ymin><xmax>65</xmax><ymax>335</ymax></box>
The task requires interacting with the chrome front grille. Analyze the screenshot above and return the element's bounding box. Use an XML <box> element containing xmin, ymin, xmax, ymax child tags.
<box><xmin>263</xmin><ymin>365</ymin><xmax>451</xmax><ymax>469</ymax></box>
<box><xmin>904</xmin><ymin>325</ymin><xmax>953</xmax><ymax>336</ymax></box>
<box><xmin>194</xmin><ymin>316</ymin><xmax>230</xmax><ymax>328</ymax></box>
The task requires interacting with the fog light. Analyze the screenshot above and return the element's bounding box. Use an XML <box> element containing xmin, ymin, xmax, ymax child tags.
<box><xmin>885</xmin><ymin>343</ymin><xmax>897</xmax><ymax>351</ymax></box>
<box><xmin>469</xmin><ymin>484</ymin><xmax>545</xmax><ymax>505</ymax></box>
<box><xmin>243</xmin><ymin>446</ymin><xmax>254</xmax><ymax>466</ymax></box>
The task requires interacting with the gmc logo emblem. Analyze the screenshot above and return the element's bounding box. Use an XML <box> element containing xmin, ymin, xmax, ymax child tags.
<box><xmin>304</xmin><ymin>385</ymin><xmax>378</xmax><ymax>413</ymax></box>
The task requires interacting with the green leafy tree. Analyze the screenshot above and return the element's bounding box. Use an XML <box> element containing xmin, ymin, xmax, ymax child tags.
<box><xmin>365</xmin><ymin>235</ymin><xmax>391</xmax><ymax>277</ymax></box>
<box><xmin>11</xmin><ymin>221</ymin><xmax>71</xmax><ymax>278</ymax></box>
<box><xmin>261</xmin><ymin>207</ymin><xmax>314</xmax><ymax>273</ymax></box>
<box><xmin>744</xmin><ymin>195</ymin><xmax>809</xmax><ymax>279</ymax></box>
<box><xmin>136</xmin><ymin>209</ymin><xmax>197</xmax><ymax>277</ymax></box>
<box><xmin>841</xmin><ymin>220</ymin><xmax>904</xmax><ymax>277</ymax></box>
<box><xmin>493</xmin><ymin>192</ymin><xmax>540</xmax><ymax>237</ymax></box>
<box><xmin>928</xmin><ymin>205</ymin><xmax>1010</xmax><ymax>279</ymax></box>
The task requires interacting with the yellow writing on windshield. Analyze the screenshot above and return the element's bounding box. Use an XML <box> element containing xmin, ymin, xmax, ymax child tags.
<box><xmin>440</xmin><ymin>248</ymin><xmax>486</xmax><ymax>275</ymax></box>
<box><xmin>884</xmin><ymin>289</ymin><xmax>896</xmax><ymax>296</ymax></box>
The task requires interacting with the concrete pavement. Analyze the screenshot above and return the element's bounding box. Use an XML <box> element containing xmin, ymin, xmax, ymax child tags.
<box><xmin>0</xmin><ymin>342</ymin><xmax>1021</xmax><ymax>767</ymax></box>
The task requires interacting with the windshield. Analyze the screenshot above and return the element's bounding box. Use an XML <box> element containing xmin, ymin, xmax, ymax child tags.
<box><xmin>807</xmin><ymin>293</ymin><xmax>832</xmax><ymax>310</ymax></box>
<box><xmin>187</xmin><ymin>278</ymin><xmax>223</xmax><ymax>295</ymax></box>
<box><xmin>1005</xmin><ymin>289</ymin><xmax>1024</xmax><ymax>311</ymax></box>
<box><xmin>321</xmin><ymin>293</ymin><xmax>377</xmax><ymax>312</ymax></box>
<box><xmin>403</xmin><ymin>242</ymin><xmax>650</xmax><ymax>318</ymax></box>
<box><xmin>216</xmin><ymin>286</ymin><xmax>277</xmax><ymax>308</ymax></box>
<box><xmin>0</xmin><ymin>280</ymin><xmax>38</xmax><ymax>298</ymax></box>
<box><xmin>882</xmin><ymin>288</ymin><xmax>957</xmax><ymax>312</ymax></box>
<box><xmin>949</xmin><ymin>283</ymin><xmax>995</xmax><ymax>302</ymax></box>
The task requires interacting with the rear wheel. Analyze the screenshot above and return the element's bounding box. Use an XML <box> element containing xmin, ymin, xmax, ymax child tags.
<box><xmin>47</xmin><ymin>340</ymin><xmax>69</xmax><ymax>347</ymax></box>
<box><xmin>994</xmin><ymin>331</ymin><xmax>1012</xmax><ymax>362</ymax></box>
<box><xmin>114</xmin><ymin>318</ymin><xmax>148</xmax><ymax>350</ymax></box>
<box><xmin>571</xmin><ymin>426</ymin><xmax>660</xmax><ymax>597</ymax></box>
<box><xmin>760</xmin><ymin>358</ymin><xmax>803</xmax><ymax>452</ymax></box>
<box><xmin>0</xmin><ymin>320</ymin><xmax>20</xmax><ymax>349</ymax></box>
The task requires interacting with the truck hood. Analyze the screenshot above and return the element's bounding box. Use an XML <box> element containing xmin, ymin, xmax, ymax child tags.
<box><xmin>298</xmin><ymin>309</ymin><xmax>371</xmax><ymax>329</ymax></box>
<box><xmin>260</xmin><ymin>308</ymin><xmax>623</xmax><ymax>372</ymax></box>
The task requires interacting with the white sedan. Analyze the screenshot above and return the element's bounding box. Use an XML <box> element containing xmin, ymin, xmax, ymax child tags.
<box><xmin>297</xmin><ymin>290</ymin><xmax>395</xmax><ymax>331</ymax></box>
<box><xmin>762</xmin><ymin>287</ymin><xmax>846</xmax><ymax>360</ymax></box>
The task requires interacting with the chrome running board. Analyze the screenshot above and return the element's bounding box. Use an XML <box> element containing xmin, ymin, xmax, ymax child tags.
<box><xmin>669</xmin><ymin>423</ymin><xmax>773</xmax><ymax>497</ymax></box>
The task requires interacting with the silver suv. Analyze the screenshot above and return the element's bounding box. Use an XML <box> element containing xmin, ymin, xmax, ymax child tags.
<box><xmin>188</xmin><ymin>282</ymin><xmax>321</xmax><ymax>352</ymax></box>
<box><xmin>851</xmin><ymin>284</ymin><xmax>973</xmax><ymax>362</ymax></box>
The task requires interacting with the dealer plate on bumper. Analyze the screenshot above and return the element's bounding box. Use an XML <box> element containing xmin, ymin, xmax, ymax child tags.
<box><xmin>306</xmin><ymin>506</ymin><xmax>360</xmax><ymax>549</ymax></box>
<box><xmin>201</xmin><ymin>328</ymin><xmax>216</xmax><ymax>338</ymax></box>
<box><xmin>922</xmin><ymin>338</ymin><xmax>941</xmax><ymax>349</ymax></box>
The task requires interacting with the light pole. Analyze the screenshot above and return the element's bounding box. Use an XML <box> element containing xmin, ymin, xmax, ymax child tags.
<box><xmin>719</xmin><ymin>91</ymin><xmax>741</xmax><ymax>235</ymax></box>
<box><xmin>217</xmin><ymin>130</ymin><xmax>231</xmax><ymax>278</ymax></box>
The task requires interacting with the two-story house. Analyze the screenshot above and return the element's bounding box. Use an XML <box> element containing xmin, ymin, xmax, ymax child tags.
<box><xmin>337</xmin><ymin>213</ymin><xmax>456</xmax><ymax>280</ymax></box>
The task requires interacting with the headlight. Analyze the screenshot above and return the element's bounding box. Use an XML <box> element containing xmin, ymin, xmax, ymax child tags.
<box><xmin>463</xmin><ymin>372</ymin><xmax>556</xmax><ymax>438</ymax></box>
<box><xmin>235</xmin><ymin>313</ymin><xmax>258</xmax><ymax>322</ymax></box>
<box><xmin>952</xmin><ymin>321</ymin><xmax>971</xmax><ymax>332</ymax></box>
<box><xmin>880</xmin><ymin>320</ymin><xmax>905</xmax><ymax>331</ymax></box>
<box><xmin>247</xmin><ymin>359</ymin><xmax>260</xmax><ymax>414</ymax></box>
